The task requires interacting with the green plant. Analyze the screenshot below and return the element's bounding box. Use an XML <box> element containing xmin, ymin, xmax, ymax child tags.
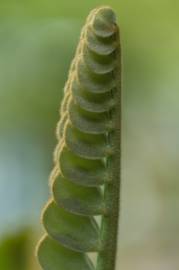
<box><xmin>0</xmin><ymin>230</ymin><xmax>30</xmax><ymax>270</ymax></box>
<box><xmin>37</xmin><ymin>6</ymin><xmax>121</xmax><ymax>270</ymax></box>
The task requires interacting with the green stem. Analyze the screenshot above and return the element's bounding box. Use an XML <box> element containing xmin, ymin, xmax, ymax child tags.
<box><xmin>97</xmin><ymin>31</ymin><xmax>121</xmax><ymax>270</ymax></box>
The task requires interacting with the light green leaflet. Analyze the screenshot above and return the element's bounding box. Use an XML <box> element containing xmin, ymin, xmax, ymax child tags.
<box><xmin>37</xmin><ymin>6</ymin><xmax>121</xmax><ymax>270</ymax></box>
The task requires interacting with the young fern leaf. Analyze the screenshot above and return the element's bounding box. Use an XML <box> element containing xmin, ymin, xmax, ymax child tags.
<box><xmin>37</xmin><ymin>6</ymin><xmax>121</xmax><ymax>270</ymax></box>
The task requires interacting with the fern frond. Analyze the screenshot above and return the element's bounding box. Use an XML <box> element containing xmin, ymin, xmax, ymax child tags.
<box><xmin>37</xmin><ymin>6</ymin><xmax>121</xmax><ymax>270</ymax></box>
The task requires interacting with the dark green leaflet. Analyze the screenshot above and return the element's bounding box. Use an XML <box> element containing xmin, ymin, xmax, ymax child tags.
<box><xmin>37</xmin><ymin>6</ymin><xmax>121</xmax><ymax>270</ymax></box>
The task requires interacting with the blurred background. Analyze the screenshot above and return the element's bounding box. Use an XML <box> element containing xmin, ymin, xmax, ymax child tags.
<box><xmin>0</xmin><ymin>0</ymin><xmax>178</xmax><ymax>269</ymax></box>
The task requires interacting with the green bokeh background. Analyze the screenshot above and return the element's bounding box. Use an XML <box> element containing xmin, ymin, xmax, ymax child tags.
<box><xmin>0</xmin><ymin>1</ymin><xmax>179</xmax><ymax>269</ymax></box>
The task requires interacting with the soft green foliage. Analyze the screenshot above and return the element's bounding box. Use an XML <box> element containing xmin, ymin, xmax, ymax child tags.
<box><xmin>0</xmin><ymin>230</ymin><xmax>29</xmax><ymax>270</ymax></box>
<box><xmin>37</xmin><ymin>6</ymin><xmax>121</xmax><ymax>270</ymax></box>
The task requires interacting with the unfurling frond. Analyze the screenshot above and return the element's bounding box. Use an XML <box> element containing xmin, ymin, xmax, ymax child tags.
<box><xmin>37</xmin><ymin>6</ymin><xmax>121</xmax><ymax>270</ymax></box>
